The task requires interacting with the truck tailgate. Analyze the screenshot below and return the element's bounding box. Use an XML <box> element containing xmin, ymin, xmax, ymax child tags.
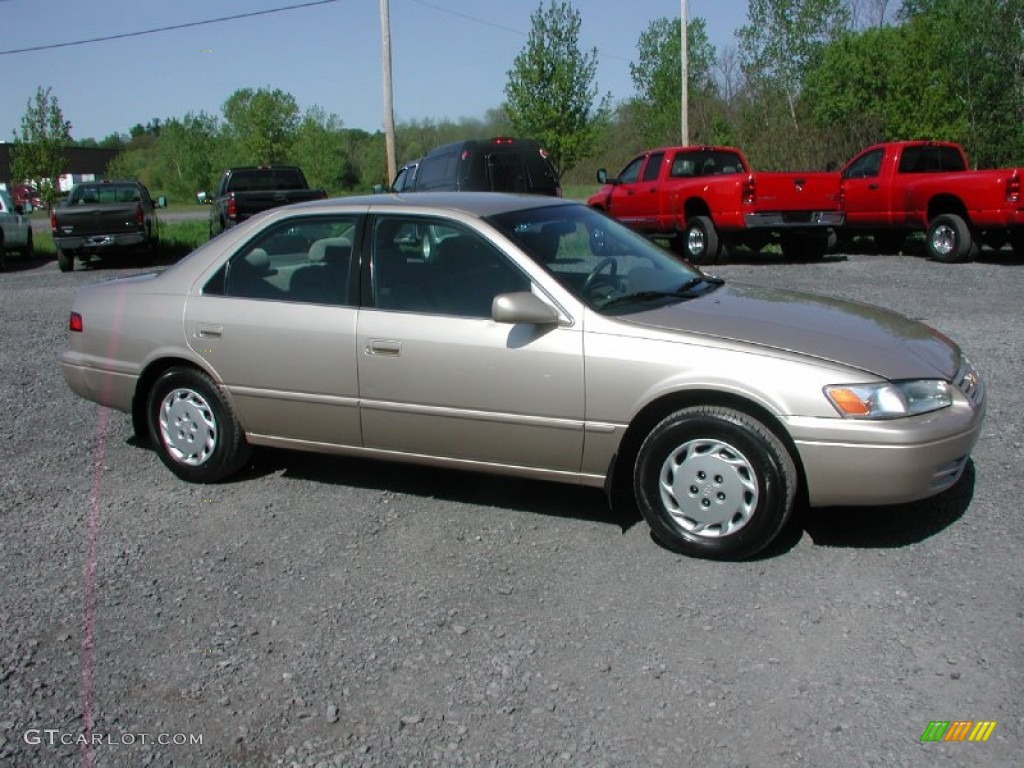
<box><xmin>54</xmin><ymin>205</ymin><xmax>142</xmax><ymax>236</ymax></box>
<box><xmin>752</xmin><ymin>172</ymin><xmax>842</xmax><ymax>212</ymax></box>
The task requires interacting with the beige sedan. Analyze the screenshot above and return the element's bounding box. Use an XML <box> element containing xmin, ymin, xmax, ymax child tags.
<box><xmin>59</xmin><ymin>193</ymin><xmax>985</xmax><ymax>559</ymax></box>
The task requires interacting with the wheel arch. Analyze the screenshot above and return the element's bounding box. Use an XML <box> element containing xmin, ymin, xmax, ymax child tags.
<box><xmin>927</xmin><ymin>194</ymin><xmax>970</xmax><ymax>225</ymax></box>
<box><xmin>131</xmin><ymin>355</ymin><xmax>230</xmax><ymax>439</ymax></box>
<box><xmin>607</xmin><ymin>388</ymin><xmax>806</xmax><ymax>505</ymax></box>
<box><xmin>682</xmin><ymin>197</ymin><xmax>712</xmax><ymax>222</ymax></box>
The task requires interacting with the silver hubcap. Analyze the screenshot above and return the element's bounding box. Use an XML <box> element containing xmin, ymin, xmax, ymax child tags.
<box><xmin>158</xmin><ymin>387</ymin><xmax>217</xmax><ymax>466</ymax></box>
<box><xmin>687</xmin><ymin>227</ymin><xmax>706</xmax><ymax>256</ymax></box>
<box><xmin>931</xmin><ymin>224</ymin><xmax>955</xmax><ymax>256</ymax></box>
<box><xmin>658</xmin><ymin>438</ymin><xmax>759</xmax><ymax>538</ymax></box>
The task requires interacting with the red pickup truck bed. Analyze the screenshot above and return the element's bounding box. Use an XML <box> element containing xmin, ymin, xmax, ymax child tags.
<box><xmin>588</xmin><ymin>146</ymin><xmax>843</xmax><ymax>264</ymax></box>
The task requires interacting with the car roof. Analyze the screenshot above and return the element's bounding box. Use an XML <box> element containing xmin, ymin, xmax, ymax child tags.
<box><xmin>286</xmin><ymin>191</ymin><xmax>576</xmax><ymax>218</ymax></box>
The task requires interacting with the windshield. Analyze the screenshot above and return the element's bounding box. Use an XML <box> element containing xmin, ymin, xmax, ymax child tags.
<box><xmin>487</xmin><ymin>204</ymin><xmax>711</xmax><ymax>313</ymax></box>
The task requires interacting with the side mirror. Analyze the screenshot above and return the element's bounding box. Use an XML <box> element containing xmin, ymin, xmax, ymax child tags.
<box><xmin>596</xmin><ymin>168</ymin><xmax>608</xmax><ymax>184</ymax></box>
<box><xmin>156</xmin><ymin>196</ymin><xmax>167</xmax><ymax>208</ymax></box>
<box><xmin>14</xmin><ymin>203</ymin><xmax>26</xmax><ymax>215</ymax></box>
<box><xmin>492</xmin><ymin>292</ymin><xmax>559</xmax><ymax>325</ymax></box>
<box><xmin>372</xmin><ymin>183</ymin><xmax>385</xmax><ymax>194</ymax></box>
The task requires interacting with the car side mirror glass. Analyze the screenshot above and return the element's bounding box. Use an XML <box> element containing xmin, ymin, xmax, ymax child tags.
<box><xmin>372</xmin><ymin>184</ymin><xmax>385</xmax><ymax>194</ymax></box>
<box><xmin>492</xmin><ymin>292</ymin><xmax>559</xmax><ymax>325</ymax></box>
<box><xmin>596</xmin><ymin>168</ymin><xmax>608</xmax><ymax>184</ymax></box>
<box><xmin>156</xmin><ymin>196</ymin><xmax>167</xmax><ymax>208</ymax></box>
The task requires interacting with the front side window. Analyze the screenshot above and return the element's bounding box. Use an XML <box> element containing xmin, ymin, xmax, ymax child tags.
<box><xmin>489</xmin><ymin>204</ymin><xmax>707</xmax><ymax>314</ymax></box>
<box><xmin>206</xmin><ymin>217</ymin><xmax>358</xmax><ymax>305</ymax></box>
<box><xmin>617</xmin><ymin>157</ymin><xmax>645</xmax><ymax>184</ymax></box>
<box><xmin>371</xmin><ymin>216</ymin><xmax>530</xmax><ymax>317</ymax></box>
<box><xmin>844</xmin><ymin>148</ymin><xmax>884</xmax><ymax>179</ymax></box>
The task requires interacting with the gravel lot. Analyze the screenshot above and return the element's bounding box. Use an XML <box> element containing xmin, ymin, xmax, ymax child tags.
<box><xmin>1</xmin><ymin>245</ymin><xmax>1021</xmax><ymax>767</ymax></box>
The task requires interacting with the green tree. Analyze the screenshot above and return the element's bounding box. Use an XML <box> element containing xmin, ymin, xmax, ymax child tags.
<box><xmin>737</xmin><ymin>0</ymin><xmax>851</xmax><ymax>125</ymax></box>
<box><xmin>153</xmin><ymin>112</ymin><xmax>221</xmax><ymax>200</ymax></box>
<box><xmin>629</xmin><ymin>16</ymin><xmax>717</xmax><ymax>146</ymax></box>
<box><xmin>220</xmin><ymin>87</ymin><xmax>299</xmax><ymax>165</ymax></box>
<box><xmin>503</xmin><ymin>1</ymin><xmax>612</xmax><ymax>177</ymax></box>
<box><xmin>10</xmin><ymin>86</ymin><xmax>72</xmax><ymax>207</ymax></box>
<box><xmin>289</xmin><ymin>106</ymin><xmax>353</xmax><ymax>193</ymax></box>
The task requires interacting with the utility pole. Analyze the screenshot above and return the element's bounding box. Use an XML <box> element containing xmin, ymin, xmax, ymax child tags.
<box><xmin>680</xmin><ymin>0</ymin><xmax>689</xmax><ymax>146</ymax></box>
<box><xmin>380</xmin><ymin>0</ymin><xmax>397</xmax><ymax>184</ymax></box>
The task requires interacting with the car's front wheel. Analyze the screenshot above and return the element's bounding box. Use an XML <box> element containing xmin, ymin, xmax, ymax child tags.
<box><xmin>147</xmin><ymin>367</ymin><xmax>251</xmax><ymax>483</ymax></box>
<box><xmin>676</xmin><ymin>216</ymin><xmax>721</xmax><ymax>265</ymax></box>
<box><xmin>634</xmin><ymin>406</ymin><xmax>797</xmax><ymax>560</ymax></box>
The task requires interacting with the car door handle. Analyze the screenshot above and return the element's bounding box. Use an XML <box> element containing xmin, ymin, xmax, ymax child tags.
<box><xmin>366</xmin><ymin>339</ymin><xmax>402</xmax><ymax>356</ymax></box>
<box><xmin>195</xmin><ymin>323</ymin><xmax>223</xmax><ymax>339</ymax></box>
<box><xmin>867</xmin><ymin>183</ymin><xmax>879</xmax><ymax>190</ymax></box>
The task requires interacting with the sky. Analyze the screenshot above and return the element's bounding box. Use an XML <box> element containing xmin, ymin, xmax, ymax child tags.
<box><xmin>0</xmin><ymin>0</ymin><xmax>751</xmax><ymax>142</ymax></box>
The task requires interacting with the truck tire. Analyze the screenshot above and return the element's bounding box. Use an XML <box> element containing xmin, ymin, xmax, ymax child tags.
<box><xmin>1009</xmin><ymin>228</ymin><xmax>1024</xmax><ymax>258</ymax></box>
<box><xmin>677</xmin><ymin>216</ymin><xmax>721</xmax><ymax>265</ymax></box>
<box><xmin>20</xmin><ymin>230</ymin><xmax>34</xmax><ymax>259</ymax></box>
<box><xmin>57</xmin><ymin>249</ymin><xmax>74</xmax><ymax>272</ymax></box>
<box><xmin>927</xmin><ymin>213</ymin><xmax>977</xmax><ymax>263</ymax></box>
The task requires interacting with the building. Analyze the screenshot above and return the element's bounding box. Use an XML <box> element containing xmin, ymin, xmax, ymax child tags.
<box><xmin>0</xmin><ymin>144</ymin><xmax>121</xmax><ymax>192</ymax></box>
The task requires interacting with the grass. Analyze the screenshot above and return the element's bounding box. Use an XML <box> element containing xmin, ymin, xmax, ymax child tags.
<box><xmin>29</xmin><ymin>219</ymin><xmax>208</xmax><ymax>261</ymax></box>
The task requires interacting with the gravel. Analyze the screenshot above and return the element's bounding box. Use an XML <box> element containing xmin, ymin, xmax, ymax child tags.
<box><xmin>1</xmin><ymin>247</ymin><xmax>1021</xmax><ymax>767</ymax></box>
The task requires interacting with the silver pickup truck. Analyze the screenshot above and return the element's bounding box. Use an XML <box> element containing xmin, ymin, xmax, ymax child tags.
<box><xmin>0</xmin><ymin>187</ymin><xmax>34</xmax><ymax>269</ymax></box>
<box><xmin>51</xmin><ymin>180</ymin><xmax>165</xmax><ymax>272</ymax></box>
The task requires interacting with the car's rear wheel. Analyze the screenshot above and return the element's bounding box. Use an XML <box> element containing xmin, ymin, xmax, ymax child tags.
<box><xmin>147</xmin><ymin>367</ymin><xmax>251</xmax><ymax>483</ymax></box>
<box><xmin>634</xmin><ymin>406</ymin><xmax>797</xmax><ymax>560</ymax></box>
<box><xmin>57</xmin><ymin>249</ymin><xmax>74</xmax><ymax>272</ymax></box>
<box><xmin>927</xmin><ymin>213</ymin><xmax>977</xmax><ymax>263</ymax></box>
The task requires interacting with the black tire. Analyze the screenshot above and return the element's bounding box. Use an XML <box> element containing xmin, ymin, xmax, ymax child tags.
<box><xmin>872</xmin><ymin>231</ymin><xmax>905</xmax><ymax>254</ymax></box>
<box><xmin>57</xmin><ymin>249</ymin><xmax>74</xmax><ymax>272</ymax></box>
<box><xmin>146</xmin><ymin>367</ymin><xmax>251</xmax><ymax>483</ymax></box>
<box><xmin>17</xmin><ymin>229</ymin><xmax>34</xmax><ymax>259</ymax></box>
<box><xmin>1010</xmin><ymin>228</ymin><xmax>1024</xmax><ymax>258</ymax></box>
<box><xmin>677</xmin><ymin>216</ymin><xmax>721</xmax><ymax>265</ymax></box>
<box><xmin>634</xmin><ymin>406</ymin><xmax>797</xmax><ymax>560</ymax></box>
<box><xmin>927</xmin><ymin>213</ymin><xmax>977</xmax><ymax>263</ymax></box>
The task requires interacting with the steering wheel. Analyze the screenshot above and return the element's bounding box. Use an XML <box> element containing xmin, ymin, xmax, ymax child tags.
<box><xmin>581</xmin><ymin>256</ymin><xmax>618</xmax><ymax>295</ymax></box>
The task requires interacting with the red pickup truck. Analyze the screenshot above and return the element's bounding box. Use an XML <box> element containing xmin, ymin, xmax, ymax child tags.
<box><xmin>839</xmin><ymin>141</ymin><xmax>1024</xmax><ymax>262</ymax></box>
<box><xmin>587</xmin><ymin>146</ymin><xmax>843</xmax><ymax>264</ymax></box>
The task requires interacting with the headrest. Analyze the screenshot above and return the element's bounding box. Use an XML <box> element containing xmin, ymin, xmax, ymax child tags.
<box><xmin>243</xmin><ymin>248</ymin><xmax>270</xmax><ymax>273</ymax></box>
<box><xmin>309</xmin><ymin>237</ymin><xmax>352</xmax><ymax>264</ymax></box>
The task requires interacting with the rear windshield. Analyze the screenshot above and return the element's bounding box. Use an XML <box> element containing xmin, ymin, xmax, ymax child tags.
<box><xmin>228</xmin><ymin>169</ymin><xmax>307</xmax><ymax>191</ymax></box>
<box><xmin>466</xmin><ymin>146</ymin><xmax>559</xmax><ymax>193</ymax></box>
<box><xmin>669</xmin><ymin>150</ymin><xmax>744</xmax><ymax>178</ymax></box>
<box><xmin>71</xmin><ymin>184</ymin><xmax>142</xmax><ymax>204</ymax></box>
<box><xmin>897</xmin><ymin>146</ymin><xmax>966</xmax><ymax>173</ymax></box>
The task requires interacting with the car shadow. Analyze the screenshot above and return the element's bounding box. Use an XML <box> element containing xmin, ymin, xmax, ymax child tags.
<box><xmin>0</xmin><ymin>251</ymin><xmax>54</xmax><ymax>273</ymax></box>
<box><xmin>244</xmin><ymin>448</ymin><xmax>641</xmax><ymax>532</ymax></box>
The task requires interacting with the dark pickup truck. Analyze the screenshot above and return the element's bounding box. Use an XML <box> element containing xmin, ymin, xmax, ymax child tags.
<box><xmin>51</xmin><ymin>180</ymin><xmax>165</xmax><ymax>272</ymax></box>
<box><xmin>209</xmin><ymin>166</ymin><xmax>326</xmax><ymax>238</ymax></box>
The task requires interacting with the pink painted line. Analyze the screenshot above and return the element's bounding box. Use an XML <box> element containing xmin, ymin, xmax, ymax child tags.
<box><xmin>79</xmin><ymin>277</ymin><xmax>130</xmax><ymax>768</ymax></box>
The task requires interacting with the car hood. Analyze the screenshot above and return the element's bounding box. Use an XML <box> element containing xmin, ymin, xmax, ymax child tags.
<box><xmin>624</xmin><ymin>282</ymin><xmax>959</xmax><ymax>380</ymax></box>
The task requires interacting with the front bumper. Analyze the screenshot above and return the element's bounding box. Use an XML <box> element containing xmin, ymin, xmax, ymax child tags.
<box><xmin>790</xmin><ymin>392</ymin><xmax>985</xmax><ymax>507</ymax></box>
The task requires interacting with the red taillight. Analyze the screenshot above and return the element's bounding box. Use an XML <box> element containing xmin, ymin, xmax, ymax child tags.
<box><xmin>134</xmin><ymin>204</ymin><xmax>144</xmax><ymax>226</ymax></box>
<box><xmin>1007</xmin><ymin>172</ymin><xmax>1021</xmax><ymax>203</ymax></box>
<box><xmin>50</xmin><ymin>209</ymin><xmax>57</xmax><ymax>232</ymax></box>
<box><xmin>742</xmin><ymin>174</ymin><xmax>756</xmax><ymax>205</ymax></box>
<box><xmin>69</xmin><ymin>312</ymin><xmax>83</xmax><ymax>333</ymax></box>
<box><xmin>227</xmin><ymin>194</ymin><xmax>237</xmax><ymax>219</ymax></box>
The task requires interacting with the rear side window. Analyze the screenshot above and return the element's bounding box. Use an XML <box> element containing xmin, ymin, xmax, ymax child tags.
<box><xmin>897</xmin><ymin>146</ymin><xmax>967</xmax><ymax>173</ymax></box>
<box><xmin>416</xmin><ymin>152</ymin><xmax>459</xmax><ymax>190</ymax></box>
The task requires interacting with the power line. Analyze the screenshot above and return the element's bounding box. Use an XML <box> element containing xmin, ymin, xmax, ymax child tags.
<box><xmin>0</xmin><ymin>0</ymin><xmax>342</xmax><ymax>55</ymax></box>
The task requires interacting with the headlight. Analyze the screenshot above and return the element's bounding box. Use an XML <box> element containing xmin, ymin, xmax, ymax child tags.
<box><xmin>824</xmin><ymin>380</ymin><xmax>953</xmax><ymax>419</ymax></box>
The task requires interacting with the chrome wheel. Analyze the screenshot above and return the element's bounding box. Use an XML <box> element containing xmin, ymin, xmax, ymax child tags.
<box><xmin>658</xmin><ymin>438</ymin><xmax>758</xmax><ymax>538</ymax></box>
<box><xmin>686</xmin><ymin>227</ymin><xmax>706</xmax><ymax>258</ymax></box>
<box><xmin>930</xmin><ymin>223</ymin><xmax>956</xmax><ymax>258</ymax></box>
<box><xmin>158</xmin><ymin>387</ymin><xmax>217</xmax><ymax>466</ymax></box>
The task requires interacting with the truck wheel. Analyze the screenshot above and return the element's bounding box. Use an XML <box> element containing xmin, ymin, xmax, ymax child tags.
<box><xmin>57</xmin><ymin>249</ymin><xmax>74</xmax><ymax>272</ymax></box>
<box><xmin>1009</xmin><ymin>228</ymin><xmax>1024</xmax><ymax>258</ymax></box>
<box><xmin>927</xmin><ymin>214</ymin><xmax>977</xmax><ymax>263</ymax></box>
<box><xmin>678</xmin><ymin>216</ymin><xmax>721</xmax><ymax>265</ymax></box>
<box><xmin>633</xmin><ymin>406</ymin><xmax>797</xmax><ymax>560</ymax></box>
<box><xmin>873</xmin><ymin>232</ymin><xmax>905</xmax><ymax>254</ymax></box>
